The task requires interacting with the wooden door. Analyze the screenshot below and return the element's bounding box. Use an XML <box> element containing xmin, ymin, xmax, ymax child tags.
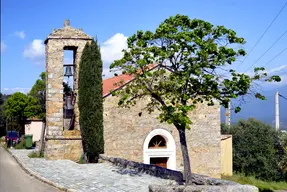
<box><xmin>150</xmin><ymin>157</ymin><xmax>168</xmax><ymax>168</ymax></box>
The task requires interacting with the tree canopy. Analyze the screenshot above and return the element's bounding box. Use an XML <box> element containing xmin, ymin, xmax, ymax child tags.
<box><xmin>28</xmin><ymin>72</ymin><xmax>46</xmax><ymax>119</ymax></box>
<box><xmin>110</xmin><ymin>14</ymin><xmax>281</xmax><ymax>183</ymax></box>
<box><xmin>223</xmin><ymin>118</ymin><xmax>287</xmax><ymax>182</ymax></box>
<box><xmin>4</xmin><ymin>92</ymin><xmax>40</xmax><ymax>135</ymax></box>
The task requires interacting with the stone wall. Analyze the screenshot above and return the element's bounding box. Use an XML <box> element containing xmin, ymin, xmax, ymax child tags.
<box><xmin>44</xmin><ymin>20</ymin><xmax>92</xmax><ymax>160</ymax></box>
<box><xmin>44</xmin><ymin>130</ymin><xmax>82</xmax><ymax>161</ymax></box>
<box><xmin>149</xmin><ymin>185</ymin><xmax>259</xmax><ymax>192</ymax></box>
<box><xmin>103</xmin><ymin>96</ymin><xmax>221</xmax><ymax>178</ymax></box>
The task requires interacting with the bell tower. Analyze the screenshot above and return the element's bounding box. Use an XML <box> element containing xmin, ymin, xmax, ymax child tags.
<box><xmin>44</xmin><ymin>20</ymin><xmax>92</xmax><ymax>160</ymax></box>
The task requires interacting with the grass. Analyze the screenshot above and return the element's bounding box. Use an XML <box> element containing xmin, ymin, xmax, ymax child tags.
<box><xmin>28</xmin><ymin>151</ymin><xmax>44</xmax><ymax>158</ymax></box>
<box><xmin>223</xmin><ymin>174</ymin><xmax>287</xmax><ymax>192</ymax></box>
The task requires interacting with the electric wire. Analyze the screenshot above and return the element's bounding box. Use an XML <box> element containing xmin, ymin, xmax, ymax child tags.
<box><xmin>244</xmin><ymin>29</ymin><xmax>287</xmax><ymax>72</ymax></box>
<box><xmin>262</xmin><ymin>47</ymin><xmax>287</xmax><ymax>68</ymax></box>
<box><xmin>279</xmin><ymin>94</ymin><xmax>287</xmax><ymax>101</ymax></box>
<box><xmin>237</xmin><ymin>1</ymin><xmax>287</xmax><ymax>67</ymax></box>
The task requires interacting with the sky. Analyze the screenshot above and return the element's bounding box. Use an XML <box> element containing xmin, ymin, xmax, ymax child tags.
<box><xmin>1</xmin><ymin>0</ymin><xmax>287</xmax><ymax>95</ymax></box>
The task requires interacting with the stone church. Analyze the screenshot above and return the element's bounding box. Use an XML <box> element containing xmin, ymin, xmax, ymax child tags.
<box><xmin>44</xmin><ymin>20</ymin><xmax>225</xmax><ymax>179</ymax></box>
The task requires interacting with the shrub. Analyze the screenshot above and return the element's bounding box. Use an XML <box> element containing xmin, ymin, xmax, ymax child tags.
<box><xmin>229</xmin><ymin>118</ymin><xmax>283</xmax><ymax>181</ymax></box>
<box><xmin>14</xmin><ymin>139</ymin><xmax>25</xmax><ymax>149</ymax></box>
<box><xmin>28</xmin><ymin>151</ymin><xmax>44</xmax><ymax>158</ymax></box>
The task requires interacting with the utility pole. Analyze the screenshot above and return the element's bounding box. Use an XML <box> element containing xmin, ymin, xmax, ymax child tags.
<box><xmin>275</xmin><ymin>90</ymin><xmax>280</xmax><ymax>131</ymax></box>
<box><xmin>225</xmin><ymin>102</ymin><xmax>231</xmax><ymax>127</ymax></box>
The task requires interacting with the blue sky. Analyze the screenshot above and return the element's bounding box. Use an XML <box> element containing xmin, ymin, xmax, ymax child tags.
<box><xmin>1</xmin><ymin>0</ymin><xmax>287</xmax><ymax>94</ymax></box>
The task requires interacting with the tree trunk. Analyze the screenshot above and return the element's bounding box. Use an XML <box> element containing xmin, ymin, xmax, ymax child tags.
<box><xmin>178</xmin><ymin>128</ymin><xmax>192</xmax><ymax>185</ymax></box>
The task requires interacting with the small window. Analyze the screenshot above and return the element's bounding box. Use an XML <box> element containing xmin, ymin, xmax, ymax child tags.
<box><xmin>148</xmin><ymin>135</ymin><xmax>167</xmax><ymax>149</ymax></box>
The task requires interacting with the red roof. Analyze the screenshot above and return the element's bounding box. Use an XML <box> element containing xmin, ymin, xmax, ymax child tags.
<box><xmin>102</xmin><ymin>74</ymin><xmax>134</xmax><ymax>96</ymax></box>
<box><xmin>102</xmin><ymin>64</ymin><xmax>158</xmax><ymax>97</ymax></box>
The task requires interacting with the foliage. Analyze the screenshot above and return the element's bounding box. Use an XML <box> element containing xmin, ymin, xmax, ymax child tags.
<box><xmin>223</xmin><ymin>174</ymin><xmax>287</xmax><ymax>192</ymax></box>
<box><xmin>14</xmin><ymin>139</ymin><xmax>25</xmax><ymax>149</ymax></box>
<box><xmin>0</xmin><ymin>93</ymin><xmax>7</xmax><ymax>137</ymax></box>
<box><xmin>221</xmin><ymin>123</ymin><xmax>230</xmax><ymax>134</ymax></box>
<box><xmin>4</xmin><ymin>92</ymin><xmax>41</xmax><ymax>135</ymax></box>
<box><xmin>0</xmin><ymin>136</ymin><xmax>5</xmax><ymax>143</ymax></box>
<box><xmin>28</xmin><ymin>72</ymin><xmax>46</xmax><ymax>119</ymax></box>
<box><xmin>277</xmin><ymin>132</ymin><xmax>287</xmax><ymax>179</ymax></box>
<box><xmin>28</xmin><ymin>151</ymin><xmax>44</xmax><ymax>158</ymax></box>
<box><xmin>109</xmin><ymin>14</ymin><xmax>281</xmax><ymax>183</ymax></box>
<box><xmin>78</xmin><ymin>39</ymin><xmax>104</xmax><ymax>163</ymax></box>
<box><xmin>227</xmin><ymin>118</ymin><xmax>285</xmax><ymax>181</ymax></box>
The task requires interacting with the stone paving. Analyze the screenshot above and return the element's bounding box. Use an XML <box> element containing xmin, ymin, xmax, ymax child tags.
<box><xmin>10</xmin><ymin>149</ymin><xmax>175</xmax><ymax>192</ymax></box>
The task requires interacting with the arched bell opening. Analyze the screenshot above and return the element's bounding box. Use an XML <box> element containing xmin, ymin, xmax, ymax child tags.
<box><xmin>63</xmin><ymin>46</ymin><xmax>77</xmax><ymax>130</ymax></box>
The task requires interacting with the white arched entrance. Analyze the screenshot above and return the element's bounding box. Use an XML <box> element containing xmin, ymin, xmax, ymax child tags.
<box><xmin>143</xmin><ymin>129</ymin><xmax>176</xmax><ymax>170</ymax></box>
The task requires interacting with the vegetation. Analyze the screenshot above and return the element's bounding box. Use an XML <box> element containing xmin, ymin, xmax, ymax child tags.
<box><xmin>222</xmin><ymin>118</ymin><xmax>287</xmax><ymax>182</ymax></box>
<box><xmin>109</xmin><ymin>14</ymin><xmax>281</xmax><ymax>183</ymax></box>
<box><xmin>14</xmin><ymin>139</ymin><xmax>25</xmax><ymax>149</ymax></box>
<box><xmin>4</xmin><ymin>92</ymin><xmax>41</xmax><ymax>136</ymax></box>
<box><xmin>78</xmin><ymin>39</ymin><xmax>104</xmax><ymax>163</ymax></box>
<box><xmin>28</xmin><ymin>151</ymin><xmax>44</xmax><ymax>158</ymax></box>
<box><xmin>223</xmin><ymin>174</ymin><xmax>287</xmax><ymax>192</ymax></box>
<box><xmin>0</xmin><ymin>93</ymin><xmax>9</xmax><ymax>137</ymax></box>
<box><xmin>28</xmin><ymin>72</ymin><xmax>46</xmax><ymax>119</ymax></box>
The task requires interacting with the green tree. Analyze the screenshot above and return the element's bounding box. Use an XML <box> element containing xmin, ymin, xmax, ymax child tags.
<box><xmin>277</xmin><ymin>132</ymin><xmax>287</xmax><ymax>180</ymax></box>
<box><xmin>4</xmin><ymin>92</ymin><xmax>40</xmax><ymax>135</ymax></box>
<box><xmin>78</xmin><ymin>39</ymin><xmax>104</xmax><ymax>163</ymax></box>
<box><xmin>0</xmin><ymin>93</ymin><xmax>6</xmax><ymax>137</ymax></box>
<box><xmin>28</xmin><ymin>72</ymin><xmax>46</xmax><ymax>119</ymax></box>
<box><xmin>110</xmin><ymin>14</ymin><xmax>281</xmax><ymax>183</ymax></box>
<box><xmin>230</xmin><ymin>118</ymin><xmax>282</xmax><ymax>181</ymax></box>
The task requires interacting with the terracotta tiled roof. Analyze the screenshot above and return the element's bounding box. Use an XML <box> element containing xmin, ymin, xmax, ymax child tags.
<box><xmin>102</xmin><ymin>64</ymin><xmax>158</xmax><ymax>97</ymax></box>
<box><xmin>102</xmin><ymin>74</ymin><xmax>134</xmax><ymax>97</ymax></box>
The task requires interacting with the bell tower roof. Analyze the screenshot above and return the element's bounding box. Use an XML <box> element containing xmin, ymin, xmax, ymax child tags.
<box><xmin>44</xmin><ymin>19</ymin><xmax>92</xmax><ymax>44</ymax></box>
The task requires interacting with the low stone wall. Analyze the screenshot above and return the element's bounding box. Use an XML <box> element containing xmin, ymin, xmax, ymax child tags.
<box><xmin>149</xmin><ymin>185</ymin><xmax>259</xmax><ymax>192</ymax></box>
<box><xmin>99</xmin><ymin>154</ymin><xmax>248</xmax><ymax>187</ymax></box>
<box><xmin>99</xmin><ymin>154</ymin><xmax>184</xmax><ymax>184</ymax></box>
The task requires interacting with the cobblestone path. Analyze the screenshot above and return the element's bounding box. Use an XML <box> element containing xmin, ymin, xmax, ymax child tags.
<box><xmin>10</xmin><ymin>149</ymin><xmax>174</xmax><ymax>192</ymax></box>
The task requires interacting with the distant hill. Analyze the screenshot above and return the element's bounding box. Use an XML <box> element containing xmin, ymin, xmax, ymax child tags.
<box><xmin>220</xmin><ymin>85</ymin><xmax>287</xmax><ymax>131</ymax></box>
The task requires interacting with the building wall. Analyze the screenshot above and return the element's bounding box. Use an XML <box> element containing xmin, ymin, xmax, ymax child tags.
<box><xmin>103</xmin><ymin>96</ymin><xmax>222</xmax><ymax>178</ymax></box>
<box><xmin>221</xmin><ymin>135</ymin><xmax>233</xmax><ymax>176</ymax></box>
<box><xmin>25</xmin><ymin>121</ymin><xmax>43</xmax><ymax>142</ymax></box>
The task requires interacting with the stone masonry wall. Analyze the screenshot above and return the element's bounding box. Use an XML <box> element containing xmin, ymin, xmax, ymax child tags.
<box><xmin>45</xmin><ymin>22</ymin><xmax>91</xmax><ymax>160</ymax></box>
<box><xmin>103</xmin><ymin>96</ymin><xmax>221</xmax><ymax>178</ymax></box>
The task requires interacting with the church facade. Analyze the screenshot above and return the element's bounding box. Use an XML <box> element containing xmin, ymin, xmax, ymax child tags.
<box><xmin>44</xmin><ymin>20</ymin><xmax>222</xmax><ymax>179</ymax></box>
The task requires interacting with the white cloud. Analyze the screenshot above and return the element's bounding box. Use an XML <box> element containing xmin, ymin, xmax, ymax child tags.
<box><xmin>101</xmin><ymin>33</ymin><xmax>127</xmax><ymax>64</ymax></box>
<box><xmin>14</xmin><ymin>31</ymin><xmax>26</xmax><ymax>39</ymax></box>
<box><xmin>1</xmin><ymin>41</ymin><xmax>7</xmax><ymax>52</ymax></box>
<box><xmin>100</xmin><ymin>33</ymin><xmax>128</xmax><ymax>79</ymax></box>
<box><xmin>23</xmin><ymin>39</ymin><xmax>45</xmax><ymax>64</ymax></box>
<box><xmin>268</xmin><ymin>65</ymin><xmax>287</xmax><ymax>73</ymax></box>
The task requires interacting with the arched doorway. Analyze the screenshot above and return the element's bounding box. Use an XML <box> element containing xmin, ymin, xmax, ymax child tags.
<box><xmin>143</xmin><ymin>129</ymin><xmax>176</xmax><ymax>170</ymax></box>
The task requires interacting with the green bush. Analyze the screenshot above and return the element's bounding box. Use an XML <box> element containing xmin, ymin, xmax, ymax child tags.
<box><xmin>14</xmin><ymin>139</ymin><xmax>25</xmax><ymax>149</ymax></box>
<box><xmin>28</xmin><ymin>151</ymin><xmax>44</xmax><ymax>158</ymax></box>
<box><xmin>0</xmin><ymin>136</ymin><xmax>5</xmax><ymax>143</ymax></box>
<box><xmin>224</xmin><ymin>118</ymin><xmax>286</xmax><ymax>181</ymax></box>
<box><xmin>78</xmin><ymin>39</ymin><xmax>104</xmax><ymax>163</ymax></box>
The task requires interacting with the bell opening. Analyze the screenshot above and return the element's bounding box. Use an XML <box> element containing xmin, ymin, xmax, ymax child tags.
<box><xmin>63</xmin><ymin>49</ymin><xmax>75</xmax><ymax>130</ymax></box>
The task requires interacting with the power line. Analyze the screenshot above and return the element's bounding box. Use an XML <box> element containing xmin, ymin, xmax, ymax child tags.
<box><xmin>244</xmin><ymin>29</ymin><xmax>287</xmax><ymax>72</ymax></box>
<box><xmin>237</xmin><ymin>1</ymin><xmax>287</xmax><ymax>67</ymax></box>
<box><xmin>279</xmin><ymin>94</ymin><xmax>287</xmax><ymax>101</ymax></box>
<box><xmin>262</xmin><ymin>47</ymin><xmax>287</xmax><ymax>68</ymax></box>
